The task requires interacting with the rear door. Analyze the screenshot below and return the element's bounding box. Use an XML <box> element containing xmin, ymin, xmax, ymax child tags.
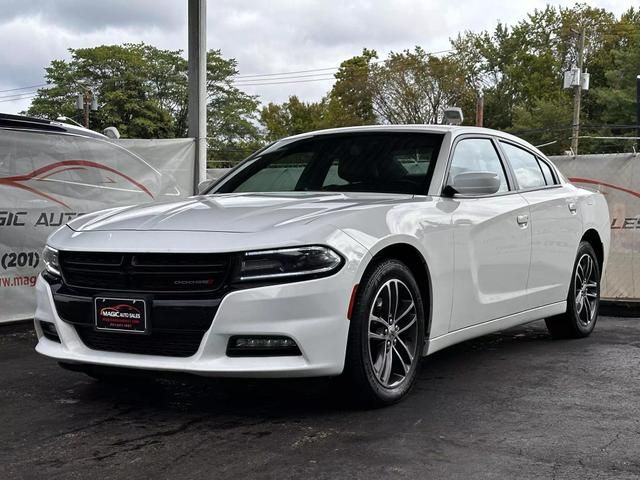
<box><xmin>498</xmin><ymin>140</ymin><xmax>581</xmax><ymax>308</ymax></box>
<box><xmin>443</xmin><ymin>136</ymin><xmax>532</xmax><ymax>332</ymax></box>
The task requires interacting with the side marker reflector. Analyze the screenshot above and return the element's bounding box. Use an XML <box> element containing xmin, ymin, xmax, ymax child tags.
<box><xmin>347</xmin><ymin>284</ymin><xmax>359</xmax><ymax>320</ymax></box>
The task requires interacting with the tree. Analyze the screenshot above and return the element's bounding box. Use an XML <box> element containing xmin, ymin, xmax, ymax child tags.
<box><xmin>369</xmin><ymin>47</ymin><xmax>473</xmax><ymax>124</ymax></box>
<box><xmin>204</xmin><ymin>49</ymin><xmax>262</xmax><ymax>165</ymax></box>
<box><xmin>260</xmin><ymin>96</ymin><xmax>328</xmax><ymax>141</ymax></box>
<box><xmin>324</xmin><ymin>49</ymin><xmax>378</xmax><ymax>127</ymax></box>
<box><xmin>26</xmin><ymin>43</ymin><xmax>261</xmax><ymax>163</ymax></box>
<box><xmin>589</xmin><ymin>8</ymin><xmax>640</xmax><ymax>125</ymax></box>
<box><xmin>449</xmin><ymin>4</ymin><xmax>640</xmax><ymax>153</ymax></box>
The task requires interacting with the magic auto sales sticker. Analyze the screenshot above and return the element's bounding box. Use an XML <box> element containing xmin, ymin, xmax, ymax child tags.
<box><xmin>94</xmin><ymin>297</ymin><xmax>147</xmax><ymax>333</ymax></box>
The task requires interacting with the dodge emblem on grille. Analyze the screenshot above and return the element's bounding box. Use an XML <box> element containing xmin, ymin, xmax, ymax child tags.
<box><xmin>173</xmin><ymin>279</ymin><xmax>214</xmax><ymax>285</ymax></box>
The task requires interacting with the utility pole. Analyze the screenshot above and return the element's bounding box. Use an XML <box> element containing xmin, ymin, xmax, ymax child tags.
<box><xmin>636</xmin><ymin>75</ymin><xmax>640</xmax><ymax>145</ymax></box>
<box><xmin>187</xmin><ymin>0</ymin><xmax>207</xmax><ymax>194</ymax></box>
<box><xmin>475</xmin><ymin>94</ymin><xmax>484</xmax><ymax>127</ymax></box>
<box><xmin>75</xmin><ymin>88</ymin><xmax>98</xmax><ymax>128</ymax></box>
<box><xmin>570</xmin><ymin>27</ymin><xmax>585</xmax><ymax>155</ymax></box>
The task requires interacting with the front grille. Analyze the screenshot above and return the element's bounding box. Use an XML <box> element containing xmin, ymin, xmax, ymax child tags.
<box><xmin>75</xmin><ymin>326</ymin><xmax>203</xmax><ymax>357</ymax></box>
<box><xmin>49</xmin><ymin>252</ymin><xmax>230</xmax><ymax>358</ymax></box>
<box><xmin>59</xmin><ymin>251</ymin><xmax>232</xmax><ymax>293</ymax></box>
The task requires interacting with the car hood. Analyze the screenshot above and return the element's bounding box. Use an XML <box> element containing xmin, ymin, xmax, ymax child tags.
<box><xmin>67</xmin><ymin>192</ymin><xmax>413</xmax><ymax>233</ymax></box>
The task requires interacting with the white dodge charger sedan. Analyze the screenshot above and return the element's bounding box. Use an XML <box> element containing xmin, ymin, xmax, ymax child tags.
<box><xmin>35</xmin><ymin>125</ymin><xmax>610</xmax><ymax>405</ymax></box>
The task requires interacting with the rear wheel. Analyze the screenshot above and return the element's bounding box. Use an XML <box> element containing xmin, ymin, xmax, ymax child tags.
<box><xmin>545</xmin><ymin>241</ymin><xmax>600</xmax><ymax>339</ymax></box>
<box><xmin>343</xmin><ymin>259</ymin><xmax>425</xmax><ymax>406</ymax></box>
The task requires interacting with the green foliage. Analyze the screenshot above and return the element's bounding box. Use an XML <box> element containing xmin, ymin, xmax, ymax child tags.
<box><xmin>324</xmin><ymin>49</ymin><xmax>378</xmax><ymax>127</ymax></box>
<box><xmin>260</xmin><ymin>96</ymin><xmax>328</xmax><ymax>142</ymax></box>
<box><xmin>260</xmin><ymin>46</ymin><xmax>474</xmax><ymax>140</ymax></box>
<box><xmin>27</xmin><ymin>43</ymin><xmax>261</xmax><ymax>164</ymax></box>
<box><xmin>452</xmin><ymin>4</ymin><xmax>640</xmax><ymax>153</ymax></box>
<box><xmin>369</xmin><ymin>47</ymin><xmax>474</xmax><ymax>124</ymax></box>
<box><xmin>26</xmin><ymin>4</ymin><xmax>640</xmax><ymax>159</ymax></box>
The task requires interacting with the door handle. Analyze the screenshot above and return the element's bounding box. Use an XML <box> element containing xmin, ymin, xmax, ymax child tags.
<box><xmin>516</xmin><ymin>214</ymin><xmax>529</xmax><ymax>227</ymax></box>
<box><xmin>568</xmin><ymin>202</ymin><xmax>577</xmax><ymax>214</ymax></box>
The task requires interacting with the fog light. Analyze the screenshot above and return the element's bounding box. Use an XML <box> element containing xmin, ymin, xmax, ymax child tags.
<box><xmin>227</xmin><ymin>335</ymin><xmax>301</xmax><ymax>357</ymax></box>
<box><xmin>39</xmin><ymin>321</ymin><xmax>60</xmax><ymax>343</ymax></box>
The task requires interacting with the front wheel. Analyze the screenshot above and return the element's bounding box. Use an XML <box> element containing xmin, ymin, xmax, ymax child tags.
<box><xmin>343</xmin><ymin>259</ymin><xmax>425</xmax><ymax>406</ymax></box>
<box><xmin>545</xmin><ymin>241</ymin><xmax>601</xmax><ymax>339</ymax></box>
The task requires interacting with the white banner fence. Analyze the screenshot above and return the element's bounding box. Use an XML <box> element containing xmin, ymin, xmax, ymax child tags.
<box><xmin>549</xmin><ymin>154</ymin><xmax>639</xmax><ymax>301</ymax></box>
<box><xmin>0</xmin><ymin>138</ymin><xmax>637</xmax><ymax>323</ymax></box>
<box><xmin>0</xmin><ymin>133</ymin><xmax>194</xmax><ymax>323</ymax></box>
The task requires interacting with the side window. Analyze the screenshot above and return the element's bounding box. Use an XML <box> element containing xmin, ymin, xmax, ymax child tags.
<box><xmin>537</xmin><ymin>158</ymin><xmax>557</xmax><ymax>185</ymax></box>
<box><xmin>233</xmin><ymin>152</ymin><xmax>313</xmax><ymax>192</ymax></box>
<box><xmin>500</xmin><ymin>142</ymin><xmax>545</xmax><ymax>189</ymax></box>
<box><xmin>448</xmin><ymin>138</ymin><xmax>509</xmax><ymax>193</ymax></box>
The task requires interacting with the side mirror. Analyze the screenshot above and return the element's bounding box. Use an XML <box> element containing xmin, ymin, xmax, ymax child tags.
<box><xmin>197</xmin><ymin>179</ymin><xmax>214</xmax><ymax>194</ymax></box>
<box><xmin>446</xmin><ymin>171</ymin><xmax>501</xmax><ymax>196</ymax></box>
<box><xmin>103</xmin><ymin>126</ymin><xmax>120</xmax><ymax>139</ymax></box>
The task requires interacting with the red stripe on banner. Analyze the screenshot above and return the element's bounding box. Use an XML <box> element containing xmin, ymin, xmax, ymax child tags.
<box><xmin>36</xmin><ymin>166</ymin><xmax>88</xmax><ymax>180</ymax></box>
<box><xmin>569</xmin><ymin>177</ymin><xmax>640</xmax><ymax>199</ymax></box>
<box><xmin>0</xmin><ymin>160</ymin><xmax>154</xmax><ymax>207</ymax></box>
<box><xmin>0</xmin><ymin>179</ymin><xmax>70</xmax><ymax>208</ymax></box>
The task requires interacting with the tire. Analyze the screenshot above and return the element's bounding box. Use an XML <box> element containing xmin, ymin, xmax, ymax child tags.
<box><xmin>545</xmin><ymin>241</ymin><xmax>601</xmax><ymax>339</ymax></box>
<box><xmin>343</xmin><ymin>258</ymin><xmax>425</xmax><ymax>407</ymax></box>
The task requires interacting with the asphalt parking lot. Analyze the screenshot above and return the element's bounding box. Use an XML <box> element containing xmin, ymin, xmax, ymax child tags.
<box><xmin>2</xmin><ymin>317</ymin><xmax>640</xmax><ymax>480</ymax></box>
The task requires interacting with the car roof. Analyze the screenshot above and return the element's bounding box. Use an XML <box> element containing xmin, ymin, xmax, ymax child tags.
<box><xmin>0</xmin><ymin>113</ymin><xmax>107</xmax><ymax>139</ymax></box>
<box><xmin>278</xmin><ymin>124</ymin><xmax>545</xmax><ymax>158</ymax></box>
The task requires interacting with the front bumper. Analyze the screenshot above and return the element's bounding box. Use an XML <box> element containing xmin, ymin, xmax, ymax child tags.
<box><xmin>34</xmin><ymin>266</ymin><xmax>356</xmax><ymax>378</ymax></box>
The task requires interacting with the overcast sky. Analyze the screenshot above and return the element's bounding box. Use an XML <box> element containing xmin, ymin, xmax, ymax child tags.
<box><xmin>0</xmin><ymin>0</ymin><xmax>631</xmax><ymax>115</ymax></box>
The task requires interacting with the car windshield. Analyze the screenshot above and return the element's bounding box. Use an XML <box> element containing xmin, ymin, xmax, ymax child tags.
<box><xmin>215</xmin><ymin>132</ymin><xmax>444</xmax><ymax>195</ymax></box>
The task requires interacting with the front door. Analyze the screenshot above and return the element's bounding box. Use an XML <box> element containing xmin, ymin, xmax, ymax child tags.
<box><xmin>443</xmin><ymin>137</ymin><xmax>532</xmax><ymax>332</ymax></box>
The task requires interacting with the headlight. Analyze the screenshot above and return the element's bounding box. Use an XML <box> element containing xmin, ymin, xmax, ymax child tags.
<box><xmin>237</xmin><ymin>246</ymin><xmax>343</xmax><ymax>282</ymax></box>
<box><xmin>42</xmin><ymin>246</ymin><xmax>61</xmax><ymax>276</ymax></box>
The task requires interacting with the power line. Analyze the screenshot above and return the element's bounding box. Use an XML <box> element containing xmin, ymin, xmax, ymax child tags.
<box><xmin>0</xmin><ymin>83</ymin><xmax>47</xmax><ymax>93</ymax></box>
<box><xmin>1</xmin><ymin>47</ymin><xmax>457</xmax><ymax>95</ymax></box>
<box><xmin>0</xmin><ymin>93</ymin><xmax>37</xmax><ymax>103</ymax></box>
<box><xmin>0</xmin><ymin>89</ymin><xmax>43</xmax><ymax>100</ymax></box>
<box><xmin>234</xmin><ymin>66</ymin><xmax>340</xmax><ymax>79</ymax></box>
<box><xmin>236</xmin><ymin>71</ymin><xmax>344</xmax><ymax>82</ymax></box>
<box><xmin>234</xmin><ymin>77</ymin><xmax>337</xmax><ymax>86</ymax></box>
<box><xmin>233</xmin><ymin>48</ymin><xmax>455</xmax><ymax>79</ymax></box>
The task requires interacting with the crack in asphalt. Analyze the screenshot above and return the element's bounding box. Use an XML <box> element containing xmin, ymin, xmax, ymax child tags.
<box><xmin>93</xmin><ymin>415</ymin><xmax>210</xmax><ymax>461</ymax></box>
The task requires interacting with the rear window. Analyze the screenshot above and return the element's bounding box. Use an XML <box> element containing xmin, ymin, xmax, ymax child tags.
<box><xmin>537</xmin><ymin>158</ymin><xmax>557</xmax><ymax>185</ymax></box>
<box><xmin>500</xmin><ymin>141</ymin><xmax>545</xmax><ymax>189</ymax></box>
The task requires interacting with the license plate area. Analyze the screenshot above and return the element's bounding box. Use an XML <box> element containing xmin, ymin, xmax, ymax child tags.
<box><xmin>94</xmin><ymin>297</ymin><xmax>147</xmax><ymax>333</ymax></box>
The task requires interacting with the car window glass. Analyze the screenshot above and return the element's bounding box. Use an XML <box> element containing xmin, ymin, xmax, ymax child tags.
<box><xmin>233</xmin><ymin>152</ymin><xmax>313</xmax><ymax>192</ymax></box>
<box><xmin>323</xmin><ymin>159</ymin><xmax>349</xmax><ymax>187</ymax></box>
<box><xmin>448</xmin><ymin>138</ymin><xmax>508</xmax><ymax>193</ymax></box>
<box><xmin>500</xmin><ymin>142</ymin><xmax>545</xmax><ymax>189</ymax></box>
<box><xmin>537</xmin><ymin>158</ymin><xmax>556</xmax><ymax>185</ymax></box>
<box><xmin>219</xmin><ymin>133</ymin><xmax>443</xmax><ymax>195</ymax></box>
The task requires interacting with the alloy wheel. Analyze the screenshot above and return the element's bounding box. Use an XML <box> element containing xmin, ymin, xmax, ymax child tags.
<box><xmin>368</xmin><ymin>278</ymin><xmax>419</xmax><ymax>388</ymax></box>
<box><xmin>574</xmin><ymin>253</ymin><xmax>598</xmax><ymax>326</ymax></box>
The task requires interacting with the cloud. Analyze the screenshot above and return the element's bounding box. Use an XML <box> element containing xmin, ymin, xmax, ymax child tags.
<box><xmin>0</xmin><ymin>0</ymin><xmax>633</xmax><ymax>114</ymax></box>
<box><xmin>0</xmin><ymin>0</ymin><xmax>183</xmax><ymax>32</ymax></box>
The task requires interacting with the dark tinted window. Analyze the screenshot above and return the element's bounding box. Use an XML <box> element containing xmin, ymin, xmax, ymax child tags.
<box><xmin>218</xmin><ymin>132</ymin><xmax>443</xmax><ymax>195</ymax></box>
<box><xmin>500</xmin><ymin>141</ymin><xmax>545</xmax><ymax>189</ymax></box>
